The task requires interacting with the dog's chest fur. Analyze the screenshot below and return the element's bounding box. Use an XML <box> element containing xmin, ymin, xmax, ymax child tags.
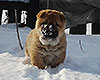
<box><xmin>38</xmin><ymin>44</ymin><xmax>64</xmax><ymax>65</ymax></box>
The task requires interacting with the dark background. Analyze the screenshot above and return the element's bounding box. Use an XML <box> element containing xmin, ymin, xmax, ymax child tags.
<box><xmin>0</xmin><ymin>0</ymin><xmax>100</xmax><ymax>34</ymax></box>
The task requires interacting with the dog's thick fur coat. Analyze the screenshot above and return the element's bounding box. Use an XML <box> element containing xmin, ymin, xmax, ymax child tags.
<box><xmin>25</xmin><ymin>9</ymin><xmax>67</xmax><ymax>69</ymax></box>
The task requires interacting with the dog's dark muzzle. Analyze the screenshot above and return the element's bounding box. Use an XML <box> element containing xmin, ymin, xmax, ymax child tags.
<box><xmin>41</xmin><ymin>24</ymin><xmax>58</xmax><ymax>39</ymax></box>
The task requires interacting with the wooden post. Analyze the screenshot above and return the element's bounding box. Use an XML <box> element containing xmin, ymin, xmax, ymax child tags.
<box><xmin>66</xmin><ymin>28</ymin><xmax>70</xmax><ymax>34</ymax></box>
<box><xmin>1</xmin><ymin>10</ymin><xmax>8</xmax><ymax>25</ymax></box>
<box><xmin>21</xmin><ymin>11</ymin><xmax>27</xmax><ymax>24</ymax></box>
<box><xmin>86</xmin><ymin>23</ymin><xmax>92</xmax><ymax>35</ymax></box>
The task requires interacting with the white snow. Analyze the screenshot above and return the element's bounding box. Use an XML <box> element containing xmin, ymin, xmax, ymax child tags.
<box><xmin>0</xmin><ymin>24</ymin><xmax>100</xmax><ymax>80</ymax></box>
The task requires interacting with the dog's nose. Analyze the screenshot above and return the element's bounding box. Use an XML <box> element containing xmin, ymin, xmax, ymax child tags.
<box><xmin>41</xmin><ymin>24</ymin><xmax>58</xmax><ymax>39</ymax></box>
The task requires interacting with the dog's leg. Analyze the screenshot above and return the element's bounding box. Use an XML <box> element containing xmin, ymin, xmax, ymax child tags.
<box><xmin>51</xmin><ymin>51</ymin><xmax>66</xmax><ymax>68</ymax></box>
<box><xmin>30</xmin><ymin>52</ymin><xmax>46</xmax><ymax>69</ymax></box>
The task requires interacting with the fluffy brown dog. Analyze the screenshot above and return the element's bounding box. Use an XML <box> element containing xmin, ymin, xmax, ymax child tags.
<box><xmin>25</xmin><ymin>9</ymin><xmax>67</xmax><ymax>69</ymax></box>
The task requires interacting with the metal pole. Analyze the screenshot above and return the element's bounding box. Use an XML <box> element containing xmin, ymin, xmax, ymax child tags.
<box><xmin>47</xmin><ymin>0</ymin><xmax>49</xmax><ymax>9</ymax></box>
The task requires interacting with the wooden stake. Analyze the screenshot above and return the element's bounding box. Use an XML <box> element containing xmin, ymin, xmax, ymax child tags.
<box><xmin>79</xmin><ymin>40</ymin><xmax>84</xmax><ymax>53</ymax></box>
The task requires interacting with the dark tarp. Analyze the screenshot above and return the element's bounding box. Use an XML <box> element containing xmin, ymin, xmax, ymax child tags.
<box><xmin>0</xmin><ymin>0</ymin><xmax>30</xmax><ymax>3</ymax></box>
<box><xmin>39</xmin><ymin>0</ymin><xmax>100</xmax><ymax>28</ymax></box>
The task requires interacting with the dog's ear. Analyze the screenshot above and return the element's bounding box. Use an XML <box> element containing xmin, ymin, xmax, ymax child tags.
<box><xmin>59</xmin><ymin>12</ymin><xmax>66</xmax><ymax>22</ymax></box>
<box><xmin>36</xmin><ymin>10</ymin><xmax>46</xmax><ymax>19</ymax></box>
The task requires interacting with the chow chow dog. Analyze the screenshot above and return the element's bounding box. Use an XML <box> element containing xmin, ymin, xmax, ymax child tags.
<box><xmin>24</xmin><ymin>9</ymin><xmax>67</xmax><ymax>69</ymax></box>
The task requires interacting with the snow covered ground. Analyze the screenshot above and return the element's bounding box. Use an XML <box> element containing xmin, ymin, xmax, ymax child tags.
<box><xmin>0</xmin><ymin>24</ymin><xmax>100</xmax><ymax>80</ymax></box>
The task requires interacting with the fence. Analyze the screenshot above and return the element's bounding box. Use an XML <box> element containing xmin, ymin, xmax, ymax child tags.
<box><xmin>1</xmin><ymin>9</ymin><xmax>100</xmax><ymax>35</ymax></box>
<box><xmin>66</xmin><ymin>23</ymin><xmax>100</xmax><ymax>35</ymax></box>
<box><xmin>0</xmin><ymin>1</ymin><xmax>40</xmax><ymax>29</ymax></box>
<box><xmin>1</xmin><ymin>9</ymin><xmax>27</xmax><ymax>26</ymax></box>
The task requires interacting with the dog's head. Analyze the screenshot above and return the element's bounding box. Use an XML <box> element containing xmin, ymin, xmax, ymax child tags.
<box><xmin>35</xmin><ymin>9</ymin><xmax>66</xmax><ymax>46</ymax></box>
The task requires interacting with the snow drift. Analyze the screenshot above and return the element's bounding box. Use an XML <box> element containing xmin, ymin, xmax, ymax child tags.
<box><xmin>0</xmin><ymin>24</ymin><xmax>100</xmax><ymax>80</ymax></box>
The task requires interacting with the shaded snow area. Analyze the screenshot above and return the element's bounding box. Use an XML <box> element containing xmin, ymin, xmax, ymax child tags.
<box><xmin>0</xmin><ymin>24</ymin><xmax>100</xmax><ymax>80</ymax></box>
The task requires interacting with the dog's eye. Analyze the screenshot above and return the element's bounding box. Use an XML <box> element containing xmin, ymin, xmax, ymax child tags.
<box><xmin>41</xmin><ymin>22</ymin><xmax>47</xmax><ymax>27</ymax></box>
<box><xmin>42</xmin><ymin>21</ymin><xmax>47</xmax><ymax>25</ymax></box>
<box><xmin>56</xmin><ymin>23</ymin><xmax>60</xmax><ymax>28</ymax></box>
<box><xmin>56</xmin><ymin>23</ymin><xmax>59</xmax><ymax>26</ymax></box>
